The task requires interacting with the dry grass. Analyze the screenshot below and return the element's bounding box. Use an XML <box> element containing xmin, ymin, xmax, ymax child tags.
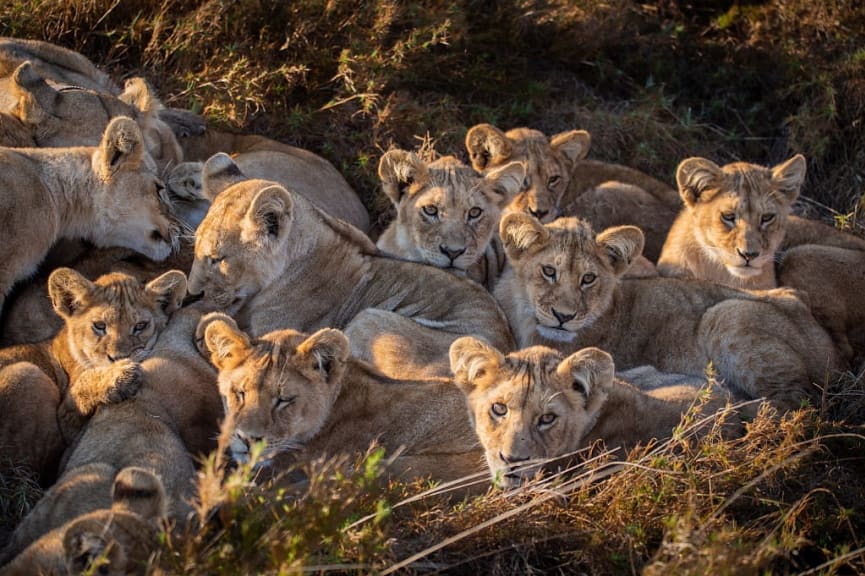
<box><xmin>2</xmin><ymin>1</ymin><xmax>865</xmax><ymax>573</ymax></box>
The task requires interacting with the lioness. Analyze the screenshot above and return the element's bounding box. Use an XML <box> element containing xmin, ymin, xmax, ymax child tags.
<box><xmin>0</xmin><ymin>267</ymin><xmax>185</xmax><ymax>485</ymax></box>
<box><xmin>0</xmin><ymin>116</ymin><xmax>174</xmax><ymax>323</ymax></box>
<box><xmin>376</xmin><ymin>151</ymin><xmax>524</xmax><ymax>288</ymax></box>
<box><xmin>465</xmin><ymin>123</ymin><xmax>680</xmax><ymax>260</ymax></box>
<box><xmin>188</xmin><ymin>153</ymin><xmax>514</xmax><ymax>378</ymax></box>
<box><xmin>493</xmin><ymin>213</ymin><xmax>844</xmax><ymax>410</ymax></box>
<box><xmin>200</xmin><ymin>314</ymin><xmax>484</xmax><ymax>483</ymax></box>
<box><xmin>3</xmin><ymin>306</ymin><xmax>219</xmax><ymax>559</ymax></box>
<box><xmin>0</xmin><ymin>466</ymin><xmax>164</xmax><ymax>576</ymax></box>
<box><xmin>449</xmin><ymin>338</ymin><xmax>737</xmax><ymax>488</ymax></box>
<box><xmin>657</xmin><ymin>155</ymin><xmax>865</xmax><ymax>290</ymax></box>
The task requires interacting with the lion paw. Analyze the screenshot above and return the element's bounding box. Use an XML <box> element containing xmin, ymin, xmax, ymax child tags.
<box><xmin>106</xmin><ymin>360</ymin><xmax>142</xmax><ymax>403</ymax></box>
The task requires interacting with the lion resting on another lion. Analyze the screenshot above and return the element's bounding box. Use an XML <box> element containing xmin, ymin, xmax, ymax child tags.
<box><xmin>187</xmin><ymin>153</ymin><xmax>514</xmax><ymax>378</ymax></box>
<box><xmin>493</xmin><ymin>213</ymin><xmax>844</xmax><ymax>410</ymax></box>
<box><xmin>0</xmin><ymin>466</ymin><xmax>164</xmax><ymax>576</ymax></box>
<box><xmin>449</xmin><ymin>338</ymin><xmax>739</xmax><ymax>489</ymax></box>
<box><xmin>198</xmin><ymin>314</ymin><xmax>484</xmax><ymax>483</ymax></box>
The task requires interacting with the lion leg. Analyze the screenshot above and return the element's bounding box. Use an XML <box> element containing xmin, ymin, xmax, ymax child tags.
<box><xmin>700</xmin><ymin>299</ymin><xmax>840</xmax><ymax>411</ymax></box>
<box><xmin>0</xmin><ymin>362</ymin><xmax>65</xmax><ymax>487</ymax></box>
<box><xmin>344</xmin><ymin>308</ymin><xmax>462</xmax><ymax>379</ymax></box>
<box><xmin>58</xmin><ymin>361</ymin><xmax>142</xmax><ymax>441</ymax></box>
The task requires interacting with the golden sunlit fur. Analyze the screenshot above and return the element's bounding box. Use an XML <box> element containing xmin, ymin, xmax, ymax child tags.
<box><xmin>0</xmin><ymin>268</ymin><xmax>186</xmax><ymax>485</ymax></box>
<box><xmin>465</xmin><ymin>123</ymin><xmax>680</xmax><ymax>260</ymax></box>
<box><xmin>187</xmin><ymin>154</ymin><xmax>513</xmax><ymax>378</ymax></box>
<box><xmin>200</xmin><ymin>315</ymin><xmax>484</xmax><ymax>483</ymax></box>
<box><xmin>0</xmin><ymin>117</ymin><xmax>175</xmax><ymax>323</ymax></box>
<box><xmin>494</xmin><ymin>213</ymin><xmax>844</xmax><ymax>410</ymax></box>
<box><xmin>377</xmin><ymin>151</ymin><xmax>523</xmax><ymax>288</ymax></box>
<box><xmin>450</xmin><ymin>339</ymin><xmax>737</xmax><ymax>488</ymax></box>
<box><xmin>0</xmin><ymin>466</ymin><xmax>164</xmax><ymax>576</ymax></box>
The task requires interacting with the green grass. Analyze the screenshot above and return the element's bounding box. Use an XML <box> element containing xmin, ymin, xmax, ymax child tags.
<box><xmin>2</xmin><ymin>1</ymin><xmax>865</xmax><ymax>572</ymax></box>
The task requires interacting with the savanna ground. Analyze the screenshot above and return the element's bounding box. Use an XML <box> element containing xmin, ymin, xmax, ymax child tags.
<box><xmin>1</xmin><ymin>0</ymin><xmax>865</xmax><ymax>573</ymax></box>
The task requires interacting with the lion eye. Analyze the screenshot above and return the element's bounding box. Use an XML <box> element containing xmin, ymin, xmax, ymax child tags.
<box><xmin>209</xmin><ymin>255</ymin><xmax>225</xmax><ymax>265</ymax></box>
<box><xmin>422</xmin><ymin>205</ymin><xmax>439</xmax><ymax>217</ymax></box>
<box><xmin>760</xmin><ymin>213</ymin><xmax>776</xmax><ymax>225</ymax></box>
<box><xmin>467</xmin><ymin>206</ymin><xmax>483</xmax><ymax>220</ymax></box>
<box><xmin>541</xmin><ymin>265</ymin><xmax>557</xmax><ymax>280</ymax></box>
<box><xmin>133</xmin><ymin>320</ymin><xmax>149</xmax><ymax>334</ymax></box>
<box><xmin>547</xmin><ymin>175</ymin><xmax>561</xmax><ymax>187</ymax></box>
<box><xmin>491</xmin><ymin>402</ymin><xmax>508</xmax><ymax>417</ymax></box>
<box><xmin>538</xmin><ymin>413</ymin><xmax>557</xmax><ymax>428</ymax></box>
<box><xmin>720</xmin><ymin>212</ymin><xmax>737</xmax><ymax>225</ymax></box>
<box><xmin>522</xmin><ymin>176</ymin><xmax>531</xmax><ymax>190</ymax></box>
<box><xmin>275</xmin><ymin>395</ymin><xmax>297</xmax><ymax>409</ymax></box>
<box><xmin>581</xmin><ymin>272</ymin><xmax>597</xmax><ymax>286</ymax></box>
<box><xmin>92</xmin><ymin>321</ymin><xmax>107</xmax><ymax>335</ymax></box>
<box><xmin>233</xmin><ymin>389</ymin><xmax>245</xmax><ymax>405</ymax></box>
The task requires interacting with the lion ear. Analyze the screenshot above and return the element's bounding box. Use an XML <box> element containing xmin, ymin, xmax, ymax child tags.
<box><xmin>771</xmin><ymin>154</ymin><xmax>806</xmax><ymax>203</ymax></box>
<box><xmin>378</xmin><ymin>149</ymin><xmax>429</xmax><ymax>206</ymax></box>
<box><xmin>557</xmin><ymin>347</ymin><xmax>613</xmax><ymax>412</ymax></box>
<box><xmin>195</xmin><ymin>312</ymin><xmax>238</xmax><ymax>358</ymax></box>
<box><xmin>676</xmin><ymin>157</ymin><xmax>722</xmax><ymax>207</ymax></box>
<box><xmin>449</xmin><ymin>336</ymin><xmax>504</xmax><ymax>394</ymax></box>
<box><xmin>145</xmin><ymin>270</ymin><xmax>187</xmax><ymax>315</ymax></box>
<box><xmin>296</xmin><ymin>328</ymin><xmax>349</xmax><ymax>384</ymax></box>
<box><xmin>550</xmin><ymin>129</ymin><xmax>591</xmax><ymax>170</ymax></box>
<box><xmin>63</xmin><ymin>525</ymin><xmax>111</xmax><ymax>576</ymax></box>
<box><xmin>596</xmin><ymin>225</ymin><xmax>644</xmax><ymax>276</ymax></box>
<box><xmin>110</xmin><ymin>466</ymin><xmax>167</xmax><ymax>520</ymax></box>
<box><xmin>465</xmin><ymin>123</ymin><xmax>512</xmax><ymax>171</ymax></box>
<box><xmin>483</xmin><ymin>160</ymin><xmax>525</xmax><ymax>206</ymax></box>
<box><xmin>95</xmin><ymin>116</ymin><xmax>145</xmax><ymax>178</ymax></box>
<box><xmin>202</xmin><ymin>152</ymin><xmax>247</xmax><ymax>201</ymax></box>
<box><xmin>11</xmin><ymin>61</ymin><xmax>56</xmax><ymax>123</ymax></box>
<box><xmin>499</xmin><ymin>212</ymin><xmax>550</xmax><ymax>262</ymax></box>
<box><xmin>241</xmin><ymin>184</ymin><xmax>293</xmax><ymax>245</ymax></box>
<box><xmin>119</xmin><ymin>77</ymin><xmax>163</xmax><ymax>114</ymax></box>
<box><xmin>48</xmin><ymin>268</ymin><xmax>95</xmax><ymax>319</ymax></box>
<box><xmin>204</xmin><ymin>319</ymin><xmax>251</xmax><ymax>370</ymax></box>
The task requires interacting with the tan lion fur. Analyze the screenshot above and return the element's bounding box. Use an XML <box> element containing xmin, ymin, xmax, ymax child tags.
<box><xmin>187</xmin><ymin>153</ymin><xmax>514</xmax><ymax>378</ymax></box>
<box><xmin>0</xmin><ymin>116</ymin><xmax>175</xmax><ymax>323</ymax></box>
<box><xmin>376</xmin><ymin>151</ymin><xmax>523</xmax><ymax>288</ymax></box>
<box><xmin>450</xmin><ymin>339</ymin><xmax>738</xmax><ymax>488</ymax></box>
<box><xmin>0</xmin><ymin>466</ymin><xmax>164</xmax><ymax>576</ymax></box>
<box><xmin>465</xmin><ymin>123</ymin><xmax>680</xmax><ymax>260</ymax></box>
<box><xmin>200</xmin><ymin>315</ymin><xmax>484</xmax><ymax>483</ymax></box>
<box><xmin>0</xmin><ymin>268</ymin><xmax>186</xmax><ymax>485</ymax></box>
<box><xmin>493</xmin><ymin>213</ymin><xmax>844</xmax><ymax>410</ymax></box>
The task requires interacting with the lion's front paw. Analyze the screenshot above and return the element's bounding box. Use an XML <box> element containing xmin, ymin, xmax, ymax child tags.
<box><xmin>106</xmin><ymin>360</ymin><xmax>143</xmax><ymax>403</ymax></box>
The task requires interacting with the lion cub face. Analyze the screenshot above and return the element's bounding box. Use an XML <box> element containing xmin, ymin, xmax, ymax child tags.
<box><xmin>377</xmin><ymin>152</ymin><xmax>523</xmax><ymax>271</ymax></box>
<box><xmin>466</xmin><ymin>124</ymin><xmax>591</xmax><ymax>222</ymax></box>
<box><xmin>676</xmin><ymin>155</ymin><xmax>806</xmax><ymax>279</ymax></box>
<box><xmin>450</xmin><ymin>338</ymin><xmax>613</xmax><ymax>488</ymax></box>
<box><xmin>199</xmin><ymin>314</ymin><xmax>349</xmax><ymax>463</ymax></box>
<box><xmin>499</xmin><ymin>214</ymin><xmax>644</xmax><ymax>341</ymax></box>
<box><xmin>48</xmin><ymin>267</ymin><xmax>186</xmax><ymax>368</ymax></box>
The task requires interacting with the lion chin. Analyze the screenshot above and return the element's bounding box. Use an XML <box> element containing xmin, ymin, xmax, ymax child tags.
<box><xmin>536</xmin><ymin>325</ymin><xmax>578</xmax><ymax>342</ymax></box>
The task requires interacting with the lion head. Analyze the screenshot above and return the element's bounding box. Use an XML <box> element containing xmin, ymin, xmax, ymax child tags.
<box><xmin>465</xmin><ymin>124</ymin><xmax>591</xmax><ymax>222</ymax></box>
<box><xmin>199</xmin><ymin>313</ymin><xmax>349</xmax><ymax>464</ymax></box>
<box><xmin>450</xmin><ymin>337</ymin><xmax>613</xmax><ymax>488</ymax></box>
<box><xmin>674</xmin><ymin>154</ymin><xmax>806</xmax><ymax>280</ymax></box>
<box><xmin>377</xmin><ymin>151</ymin><xmax>523</xmax><ymax>271</ymax></box>
<box><xmin>497</xmin><ymin>213</ymin><xmax>644</xmax><ymax>342</ymax></box>
<box><xmin>48</xmin><ymin>267</ymin><xmax>186</xmax><ymax>368</ymax></box>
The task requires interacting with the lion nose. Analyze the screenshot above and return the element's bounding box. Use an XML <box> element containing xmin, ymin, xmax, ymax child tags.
<box><xmin>737</xmin><ymin>248</ymin><xmax>760</xmax><ymax>262</ymax></box>
<box><xmin>528</xmin><ymin>208</ymin><xmax>549</xmax><ymax>221</ymax></box>
<box><xmin>439</xmin><ymin>244</ymin><xmax>466</xmax><ymax>262</ymax></box>
<box><xmin>500</xmin><ymin>451</ymin><xmax>530</xmax><ymax>465</ymax></box>
<box><xmin>551</xmin><ymin>308</ymin><xmax>576</xmax><ymax>325</ymax></box>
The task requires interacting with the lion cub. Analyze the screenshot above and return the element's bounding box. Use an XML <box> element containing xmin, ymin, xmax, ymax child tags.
<box><xmin>0</xmin><ymin>267</ymin><xmax>186</xmax><ymax>485</ymax></box>
<box><xmin>1</xmin><ymin>466</ymin><xmax>164</xmax><ymax>576</ymax></box>
<box><xmin>200</xmin><ymin>314</ymin><xmax>484</xmax><ymax>483</ymax></box>
<box><xmin>0</xmin><ymin>116</ymin><xmax>175</xmax><ymax>322</ymax></box>
<box><xmin>465</xmin><ymin>123</ymin><xmax>680</xmax><ymax>260</ymax></box>
<box><xmin>449</xmin><ymin>338</ymin><xmax>736</xmax><ymax>488</ymax></box>
<box><xmin>376</xmin><ymin>151</ymin><xmax>524</xmax><ymax>288</ymax></box>
<box><xmin>493</xmin><ymin>213</ymin><xmax>844</xmax><ymax>410</ymax></box>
